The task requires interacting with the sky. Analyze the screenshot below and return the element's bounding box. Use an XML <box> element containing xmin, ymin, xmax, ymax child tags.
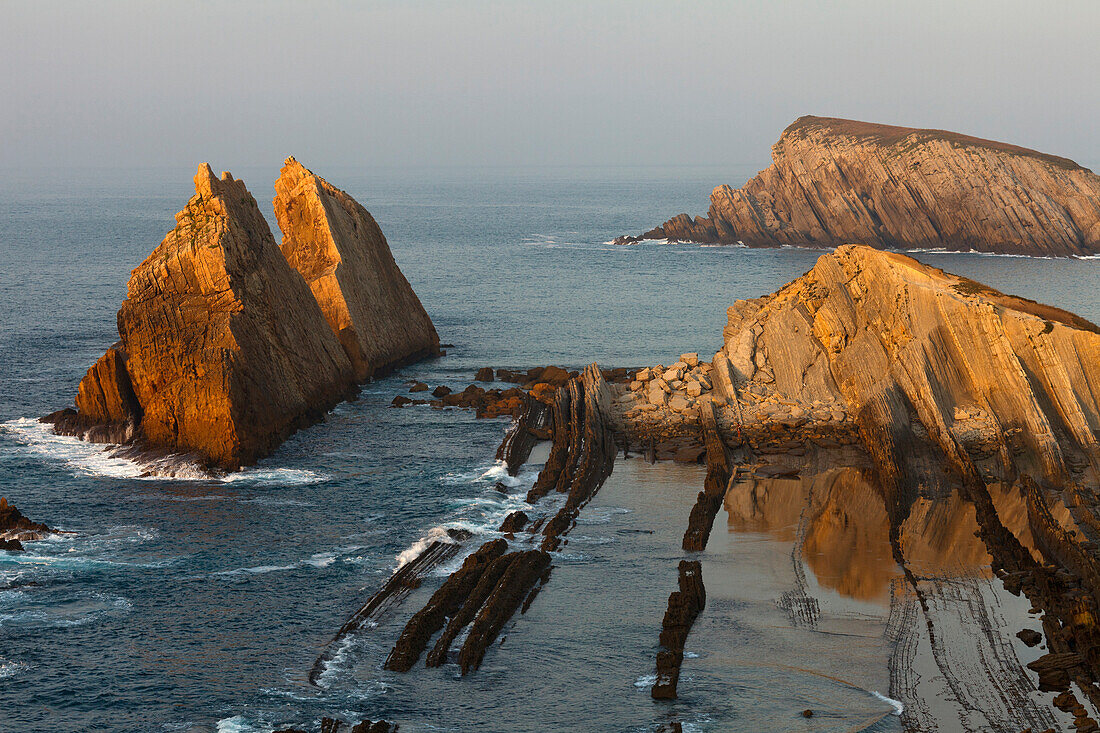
<box><xmin>2</xmin><ymin>0</ymin><xmax>1098</xmax><ymax>171</ymax></box>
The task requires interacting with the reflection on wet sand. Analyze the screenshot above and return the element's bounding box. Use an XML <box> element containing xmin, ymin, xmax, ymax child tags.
<box><xmin>719</xmin><ymin>468</ymin><xmax>1076</xmax><ymax>732</ymax></box>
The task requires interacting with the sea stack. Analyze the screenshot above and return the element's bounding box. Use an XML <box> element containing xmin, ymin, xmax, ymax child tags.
<box><xmin>274</xmin><ymin>157</ymin><xmax>440</xmax><ymax>381</ymax></box>
<box><xmin>626</xmin><ymin>116</ymin><xmax>1100</xmax><ymax>257</ymax></box>
<box><xmin>49</xmin><ymin>165</ymin><xmax>357</xmax><ymax>470</ymax></box>
<box><xmin>48</xmin><ymin>162</ymin><xmax>443</xmax><ymax>471</ymax></box>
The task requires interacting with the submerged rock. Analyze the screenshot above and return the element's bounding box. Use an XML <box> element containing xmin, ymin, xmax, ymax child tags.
<box><xmin>274</xmin><ymin>157</ymin><xmax>439</xmax><ymax>380</ymax></box>
<box><xmin>628</xmin><ymin>116</ymin><xmax>1100</xmax><ymax>256</ymax></box>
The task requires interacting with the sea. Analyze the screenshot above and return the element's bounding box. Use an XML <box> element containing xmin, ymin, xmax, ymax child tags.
<box><xmin>1</xmin><ymin>163</ymin><xmax>1099</xmax><ymax>732</ymax></box>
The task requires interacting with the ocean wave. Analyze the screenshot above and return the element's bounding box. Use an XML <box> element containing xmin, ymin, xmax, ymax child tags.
<box><xmin>0</xmin><ymin>591</ymin><xmax>131</xmax><ymax>630</ymax></box>
<box><xmin>216</xmin><ymin>716</ymin><xmax>258</xmax><ymax>733</ymax></box>
<box><xmin>871</xmin><ymin>690</ymin><xmax>905</xmax><ymax>715</ymax></box>
<box><xmin>634</xmin><ymin>673</ymin><xmax>657</xmax><ymax>688</ymax></box>
<box><xmin>213</xmin><ymin>549</ymin><xmax>344</xmax><ymax>578</ymax></box>
<box><xmin>1</xmin><ymin>418</ymin><xmax>329</xmax><ymax>486</ymax></box>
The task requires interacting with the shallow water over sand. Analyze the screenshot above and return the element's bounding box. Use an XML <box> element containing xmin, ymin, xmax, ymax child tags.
<box><xmin>2</xmin><ymin>166</ymin><xmax>1100</xmax><ymax>730</ymax></box>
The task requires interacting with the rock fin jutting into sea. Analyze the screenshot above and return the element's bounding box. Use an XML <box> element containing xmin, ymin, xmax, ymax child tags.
<box><xmin>621</xmin><ymin>116</ymin><xmax>1100</xmax><ymax>257</ymax></box>
<box><xmin>46</xmin><ymin>162</ymin><xmax>439</xmax><ymax>471</ymax></box>
<box><xmin>274</xmin><ymin>157</ymin><xmax>440</xmax><ymax>380</ymax></box>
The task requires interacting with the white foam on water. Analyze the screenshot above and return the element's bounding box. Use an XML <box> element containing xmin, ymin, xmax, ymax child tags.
<box><xmin>2</xmin><ymin>418</ymin><xmax>331</xmax><ymax>486</ymax></box>
<box><xmin>871</xmin><ymin>690</ymin><xmax>904</xmax><ymax>715</ymax></box>
<box><xmin>634</xmin><ymin>673</ymin><xmax>657</xmax><ymax>688</ymax></box>
<box><xmin>216</xmin><ymin>716</ymin><xmax>257</xmax><ymax>733</ymax></box>
<box><xmin>0</xmin><ymin>658</ymin><xmax>29</xmax><ymax>679</ymax></box>
<box><xmin>479</xmin><ymin>460</ymin><xmax>525</xmax><ymax>487</ymax></box>
<box><xmin>224</xmin><ymin>467</ymin><xmax>328</xmax><ymax>486</ymax></box>
<box><xmin>212</xmin><ymin>564</ymin><xmax>298</xmax><ymax>577</ymax></box>
<box><xmin>305</xmin><ymin>552</ymin><xmax>336</xmax><ymax>568</ymax></box>
<box><xmin>395</xmin><ymin>525</ymin><xmax>458</xmax><ymax>569</ymax></box>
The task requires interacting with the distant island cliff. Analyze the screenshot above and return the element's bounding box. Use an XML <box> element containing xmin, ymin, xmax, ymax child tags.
<box><xmin>618</xmin><ymin>116</ymin><xmax>1100</xmax><ymax>257</ymax></box>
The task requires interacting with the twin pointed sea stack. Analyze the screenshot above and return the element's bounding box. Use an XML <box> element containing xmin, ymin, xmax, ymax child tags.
<box><xmin>47</xmin><ymin>161</ymin><xmax>439</xmax><ymax>471</ymax></box>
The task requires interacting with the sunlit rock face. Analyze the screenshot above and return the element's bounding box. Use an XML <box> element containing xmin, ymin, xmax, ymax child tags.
<box><xmin>712</xmin><ymin>245</ymin><xmax>1100</xmax><ymax>498</ymax></box>
<box><xmin>77</xmin><ymin>165</ymin><xmax>357</xmax><ymax>470</ymax></box>
<box><xmin>274</xmin><ymin>157</ymin><xmax>440</xmax><ymax>381</ymax></box>
<box><xmin>639</xmin><ymin>116</ymin><xmax>1100</xmax><ymax>257</ymax></box>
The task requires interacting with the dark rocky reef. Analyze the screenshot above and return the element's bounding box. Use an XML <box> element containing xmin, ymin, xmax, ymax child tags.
<box><xmin>382</xmin><ymin>364</ymin><xmax>617</xmax><ymax>675</ymax></box>
<box><xmin>0</xmin><ymin>497</ymin><xmax>52</xmax><ymax>551</ymax></box>
<box><xmin>274</xmin><ymin>718</ymin><xmax>397</xmax><ymax>733</ymax></box>
<box><xmin>652</xmin><ymin>560</ymin><xmax>706</xmax><ymax>700</ymax></box>
<box><xmin>624</xmin><ymin>115</ymin><xmax>1100</xmax><ymax>256</ymax></box>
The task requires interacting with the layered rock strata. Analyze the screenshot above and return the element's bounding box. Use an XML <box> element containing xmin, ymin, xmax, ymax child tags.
<box><xmin>49</xmin><ymin>161</ymin><xmax>440</xmax><ymax>471</ymax></box>
<box><xmin>382</xmin><ymin>365</ymin><xmax>617</xmax><ymax>675</ymax></box>
<box><xmin>611</xmin><ymin>245</ymin><xmax>1100</xmax><ymax>707</ymax></box>
<box><xmin>626</xmin><ymin>116</ymin><xmax>1100</xmax><ymax>256</ymax></box>
<box><xmin>274</xmin><ymin>157</ymin><xmax>439</xmax><ymax>380</ymax></box>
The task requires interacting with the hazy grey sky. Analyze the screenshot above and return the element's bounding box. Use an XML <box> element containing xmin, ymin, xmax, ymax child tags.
<box><xmin>2</xmin><ymin>0</ymin><xmax>1097</xmax><ymax>170</ymax></box>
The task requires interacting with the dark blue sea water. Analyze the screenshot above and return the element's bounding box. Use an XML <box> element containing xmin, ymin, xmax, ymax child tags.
<box><xmin>2</xmin><ymin>164</ymin><xmax>1099</xmax><ymax>732</ymax></box>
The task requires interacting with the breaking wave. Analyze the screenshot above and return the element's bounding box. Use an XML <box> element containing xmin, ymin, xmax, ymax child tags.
<box><xmin>1</xmin><ymin>418</ymin><xmax>328</xmax><ymax>485</ymax></box>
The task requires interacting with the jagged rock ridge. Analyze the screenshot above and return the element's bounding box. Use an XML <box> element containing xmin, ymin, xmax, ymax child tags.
<box><xmin>630</xmin><ymin>116</ymin><xmax>1100</xmax><ymax>257</ymax></box>
<box><xmin>274</xmin><ymin>157</ymin><xmax>439</xmax><ymax>380</ymax></box>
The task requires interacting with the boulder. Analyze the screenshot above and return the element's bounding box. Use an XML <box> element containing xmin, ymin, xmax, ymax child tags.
<box><xmin>475</xmin><ymin>367</ymin><xmax>494</xmax><ymax>382</ymax></box>
<box><xmin>648</xmin><ymin>388</ymin><xmax>668</xmax><ymax>407</ymax></box>
<box><xmin>669</xmin><ymin>395</ymin><xmax>692</xmax><ymax>412</ymax></box>
<box><xmin>680</xmin><ymin>353</ymin><xmax>699</xmax><ymax>367</ymax></box>
<box><xmin>274</xmin><ymin>157</ymin><xmax>439</xmax><ymax>381</ymax></box>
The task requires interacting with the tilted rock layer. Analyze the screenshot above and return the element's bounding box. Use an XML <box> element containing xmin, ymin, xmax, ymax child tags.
<box><xmin>711</xmin><ymin>245</ymin><xmax>1100</xmax><ymax>491</ymax></box>
<box><xmin>274</xmin><ymin>157</ymin><xmax>439</xmax><ymax>380</ymax></box>
<box><xmin>615</xmin><ymin>246</ymin><xmax>1100</xmax><ymax>495</ymax></box>
<box><xmin>637</xmin><ymin>116</ymin><xmax>1100</xmax><ymax>256</ymax></box>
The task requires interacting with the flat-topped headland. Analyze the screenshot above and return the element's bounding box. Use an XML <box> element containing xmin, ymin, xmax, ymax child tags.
<box><xmin>618</xmin><ymin>116</ymin><xmax>1100</xmax><ymax>257</ymax></box>
<box><xmin>43</xmin><ymin>160</ymin><xmax>439</xmax><ymax>473</ymax></box>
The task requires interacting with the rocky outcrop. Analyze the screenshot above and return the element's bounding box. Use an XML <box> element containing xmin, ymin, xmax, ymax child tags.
<box><xmin>274</xmin><ymin>157</ymin><xmax>439</xmax><ymax>380</ymax></box>
<box><xmin>383</xmin><ymin>365</ymin><xmax>617</xmax><ymax>676</ymax></box>
<box><xmin>629</xmin><ymin>116</ymin><xmax>1100</xmax><ymax>256</ymax></box>
<box><xmin>651</xmin><ymin>560</ymin><xmax>706</xmax><ymax>700</ymax></box>
<box><xmin>49</xmin><ymin>161</ymin><xmax>441</xmax><ymax>471</ymax></box>
<box><xmin>55</xmin><ymin>165</ymin><xmax>356</xmax><ymax>470</ymax></box>
<box><xmin>617</xmin><ymin>246</ymin><xmax>1100</xmax><ymax>496</ymax></box>
<box><xmin>0</xmin><ymin>497</ymin><xmax>52</xmax><ymax>550</ymax></box>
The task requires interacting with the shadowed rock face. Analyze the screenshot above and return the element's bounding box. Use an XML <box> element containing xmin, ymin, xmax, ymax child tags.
<box><xmin>634</xmin><ymin>116</ymin><xmax>1100</xmax><ymax>256</ymax></box>
<box><xmin>274</xmin><ymin>157</ymin><xmax>440</xmax><ymax>381</ymax></box>
<box><xmin>61</xmin><ymin>165</ymin><xmax>357</xmax><ymax>470</ymax></box>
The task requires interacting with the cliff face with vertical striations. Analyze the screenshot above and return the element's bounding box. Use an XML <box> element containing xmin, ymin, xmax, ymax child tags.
<box><xmin>630</xmin><ymin>116</ymin><xmax>1100</xmax><ymax>257</ymax></box>
<box><xmin>274</xmin><ymin>157</ymin><xmax>440</xmax><ymax>381</ymax></box>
